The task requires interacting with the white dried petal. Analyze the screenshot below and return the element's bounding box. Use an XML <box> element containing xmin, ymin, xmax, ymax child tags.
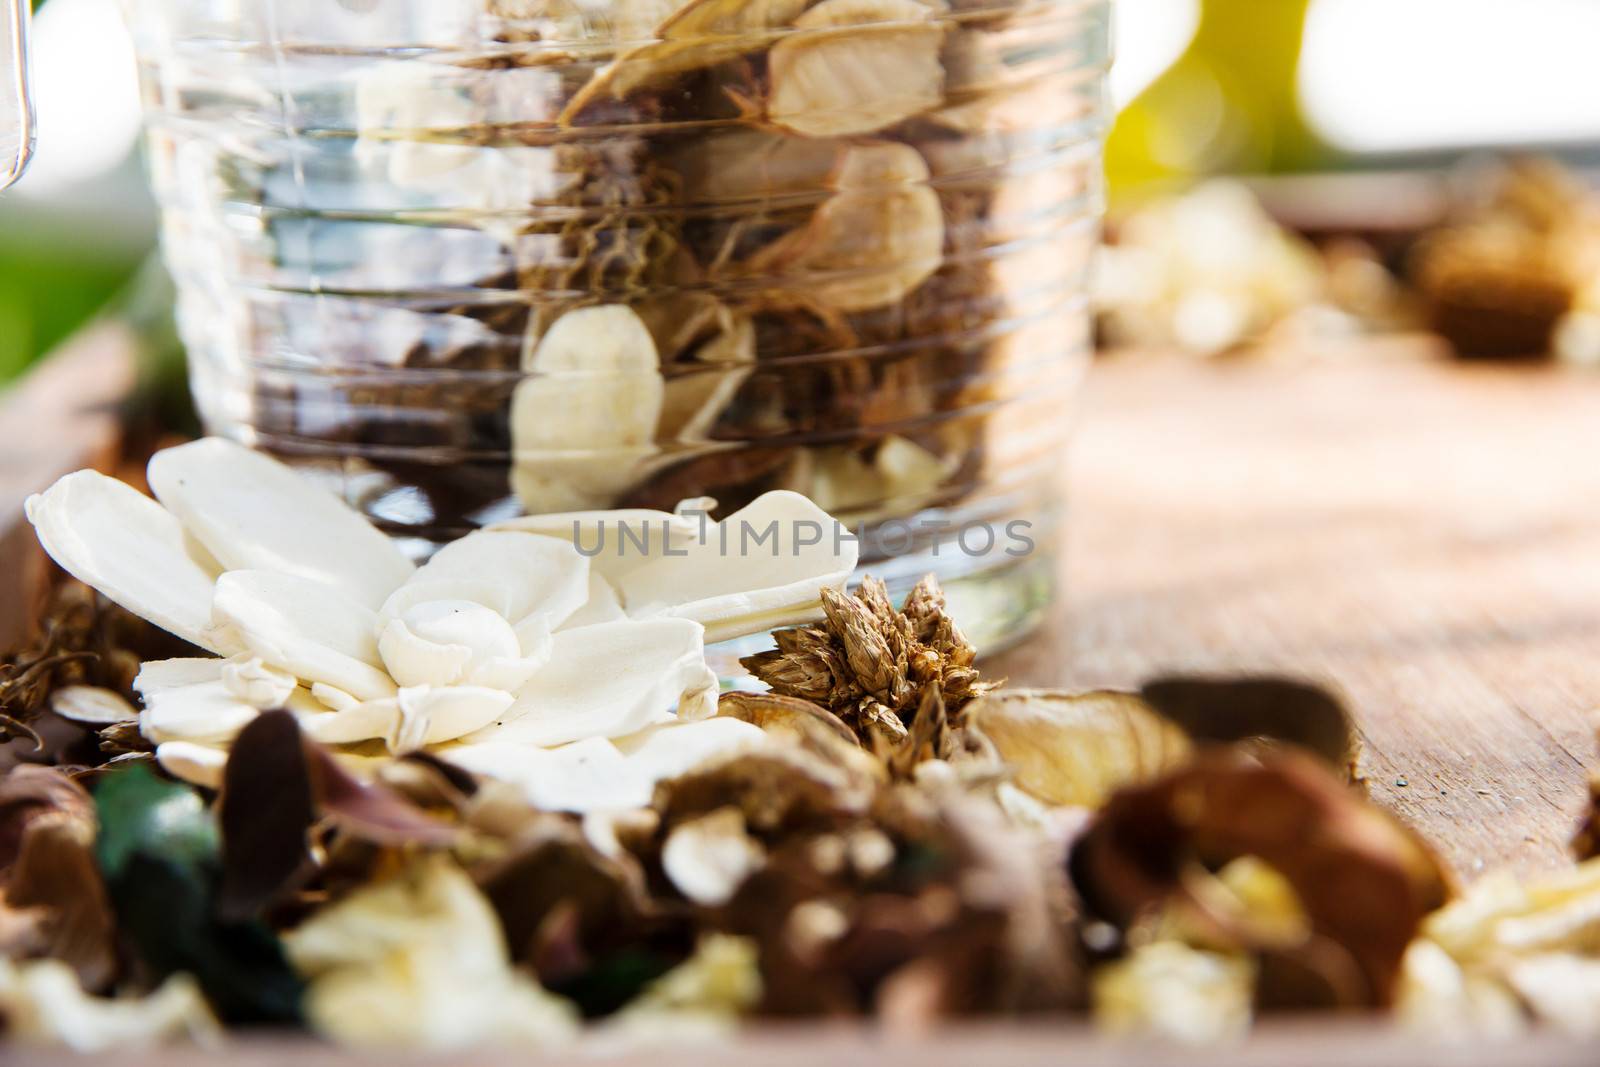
<box><xmin>297</xmin><ymin>697</ymin><xmax>403</xmax><ymax>747</ymax></box>
<box><xmin>555</xmin><ymin>573</ymin><xmax>628</xmax><ymax>631</ymax></box>
<box><xmin>376</xmin><ymin>615</ymin><xmax>473</xmax><ymax>690</ymax></box>
<box><xmin>767</xmin><ymin>0</ymin><xmax>946</xmax><ymax>138</ymax></box>
<box><xmin>153</xmin><ymin>741</ymin><xmax>229</xmax><ymax>790</ymax></box>
<box><xmin>219</xmin><ymin>655</ymin><xmax>298</xmax><ymax>708</ymax></box>
<box><xmin>284</xmin><ymin>857</ymin><xmax>577</xmax><ymax>1049</ymax></box>
<box><xmin>138</xmin><ymin>678</ymin><xmax>259</xmax><ymax>746</ymax></box>
<box><xmin>663</xmin><ymin>808</ymin><xmax>766</xmax><ymax>907</ymax></box>
<box><xmin>50</xmin><ymin>685</ymin><xmax>137</xmax><ymax>726</ymax></box>
<box><xmin>512</xmin><ymin>306</ymin><xmax>664</xmax><ymax>513</ymax></box>
<box><xmin>464</xmin><ymin>618</ymin><xmax>716</xmax><ymax>747</ymax></box>
<box><xmin>613</xmin><ymin>491</ymin><xmax>859</xmax><ymax>642</ymax></box>
<box><xmin>559</xmin><ymin>0</ymin><xmax>807</xmax><ymax>120</ymax></box>
<box><xmin>147</xmin><ymin>438</ymin><xmax>414</xmax><ymax>610</ymax></box>
<box><xmin>1092</xmin><ymin>942</ymin><xmax>1255</xmax><ymax>1044</ymax></box>
<box><xmin>610</xmin><ymin>717</ymin><xmax>767</xmax><ymax>782</ymax></box>
<box><xmin>391</xmin><ymin>686</ymin><xmax>516</xmax><ymax>753</ymax></box>
<box><xmin>443</xmin><ymin>737</ymin><xmax>652</xmax><ymax>813</ymax></box>
<box><xmin>311</xmin><ymin>682</ymin><xmax>361</xmax><ymax>714</ymax></box>
<box><xmin>212</xmin><ymin>571</ymin><xmax>395</xmax><ymax>702</ymax></box>
<box><xmin>25</xmin><ymin>470</ymin><xmax>236</xmax><ymax>655</ymax></box>
<box><xmin>0</xmin><ymin>959</ymin><xmax>221</xmax><ymax>1052</ymax></box>
<box><xmin>380</xmin><ymin>530</ymin><xmax>591</xmax><ymax>632</ymax></box>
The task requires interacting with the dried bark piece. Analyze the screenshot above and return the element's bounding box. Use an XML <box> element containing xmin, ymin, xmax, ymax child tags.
<box><xmin>1138</xmin><ymin>676</ymin><xmax>1358</xmax><ymax>773</ymax></box>
<box><xmin>767</xmin><ymin>0</ymin><xmax>947</xmax><ymax>138</ymax></box>
<box><xmin>1070</xmin><ymin>749</ymin><xmax>1450</xmax><ymax>1010</ymax></box>
<box><xmin>748</xmin><ymin>142</ymin><xmax>945</xmax><ymax>312</ymax></box>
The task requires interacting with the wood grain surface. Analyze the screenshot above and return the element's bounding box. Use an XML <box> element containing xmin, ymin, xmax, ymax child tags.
<box><xmin>991</xmin><ymin>336</ymin><xmax>1600</xmax><ymax>882</ymax></box>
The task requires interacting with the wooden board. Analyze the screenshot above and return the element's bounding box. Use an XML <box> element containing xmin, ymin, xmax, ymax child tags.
<box><xmin>991</xmin><ymin>336</ymin><xmax>1600</xmax><ymax>881</ymax></box>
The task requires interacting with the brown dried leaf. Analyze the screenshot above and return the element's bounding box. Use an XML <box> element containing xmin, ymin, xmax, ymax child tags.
<box><xmin>217</xmin><ymin>711</ymin><xmax>457</xmax><ymax>919</ymax></box>
<box><xmin>1138</xmin><ymin>676</ymin><xmax>1358</xmax><ymax>773</ymax></box>
<box><xmin>0</xmin><ymin>767</ymin><xmax>116</xmax><ymax>990</ymax></box>
<box><xmin>1070</xmin><ymin>749</ymin><xmax>1450</xmax><ymax>1009</ymax></box>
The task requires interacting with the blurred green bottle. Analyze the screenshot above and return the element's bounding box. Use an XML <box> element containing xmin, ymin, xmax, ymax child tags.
<box><xmin>1106</xmin><ymin>0</ymin><xmax>1325</xmax><ymax>199</ymax></box>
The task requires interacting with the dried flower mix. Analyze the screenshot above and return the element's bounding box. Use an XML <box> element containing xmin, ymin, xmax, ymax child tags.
<box><xmin>6</xmin><ymin>437</ymin><xmax>1600</xmax><ymax>1048</ymax></box>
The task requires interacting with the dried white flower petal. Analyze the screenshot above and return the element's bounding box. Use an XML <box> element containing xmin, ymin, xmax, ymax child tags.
<box><xmin>444</xmin><ymin>736</ymin><xmax>650</xmax><ymax>813</ymax></box>
<box><xmin>610</xmin><ymin>717</ymin><xmax>766</xmax><ymax>781</ymax></box>
<box><xmin>465</xmin><ymin>618</ymin><xmax>716</xmax><ymax>747</ymax></box>
<box><xmin>662</xmin><ymin>808</ymin><xmax>766</xmax><ymax>906</ymax></box>
<box><xmin>25</xmin><ymin>471</ymin><xmax>235</xmax><ymax>655</ymax></box>
<box><xmin>284</xmin><ymin>857</ymin><xmax>577</xmax><ymax>1049</ymax></box>
<box><xmin>153</xmin><ymin>741</ymin><xmax>229</xmax><ymax>790</ymax></box>
<box><xmin>617</xmin><ymin>491</ymin><xmax>859</xmax><ymax>642</ymax></box>
<box><xmin>0</xmin><ymin>958</ymin><xmax>221</xmax><ymax>1052</ymax></box>
<box><xmin>379</xmin><ymin>530</ymin><xmax>590</xmax><ymax>631</ymax></box>
<box><xmin>1092</xmin><ymin>942</ymin><xmax>1255</xmax><ymax>1045</ymax></box>
<box><xmin>392</xmin><ymin>685</ymin><xmax>516</xmax><ymax>752</ymax></box>
<box><xmin>212</xmin><ymin>571</ymin><xmax>395</xmax><ymax>702</ymax></box>
<box><xmin>50</xmin><ymin>685</ymin><xmax>137</xmax><ymax>726</ymax></box>
<box><xmin>219</xmin><ymin>655</ymin><xmax>298</xmax><ymax>708</ymax></box>
<box><xmin>137</xmin><ymin>676</ymin><xmax>258</xmax><ymax>746</ymax></box>
<box><xmin>767</xmin><ymin>0</ymin><xmax>946</xmax><ymax>138</ymax></box>
<box><xmin>147</xmin><ymin>438</ymin><xmax>414</xmax><ymax>610</ymax></box>
<box><xmin>556</xmin><ymin>572</ymin><xmax>628</xmax><ymax>631</ymax></box>
<box><xmin>607</xmin><ymin>934</ymin><xmax>762</xmax><ymax>1039</ymax></box>
<box><xmin>512</xmin><ymin>305</ymin><xmax>665</xmax><ymax>513</ymax></box>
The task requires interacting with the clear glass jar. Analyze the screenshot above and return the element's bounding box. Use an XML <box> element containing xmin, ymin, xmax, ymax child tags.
<box><xmin>123</xmin><ymin>0</ymin><xmax>1110</xmax><ymax>650</ymax></box>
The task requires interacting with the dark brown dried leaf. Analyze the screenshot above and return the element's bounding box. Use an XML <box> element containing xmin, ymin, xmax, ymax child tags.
<box><xmin>1070</xmin><ymin>748</ymin><xmax>1450</xmax><ymax>1010</ymax></box>
<box><xmin>0</xmin><ymin>765</ymin><xmax>116</xmax><ymax>989</ymax></box>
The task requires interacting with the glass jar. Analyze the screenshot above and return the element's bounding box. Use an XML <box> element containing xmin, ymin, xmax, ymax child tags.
<box><xmin>123</xmin><ymin>0</ymin><xmax>1110</xmax><ymax>650</ymax></box>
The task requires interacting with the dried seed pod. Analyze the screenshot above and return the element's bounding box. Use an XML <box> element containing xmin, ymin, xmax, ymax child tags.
<box><xmin>767</xmin><ymin>0</ymin><xmax>947</xmax><ymax>138</ymax></box>
<box><xmin>749</xmin><ymin>142</ymin><xmax>945</xmax><ymax>312</ymax></box>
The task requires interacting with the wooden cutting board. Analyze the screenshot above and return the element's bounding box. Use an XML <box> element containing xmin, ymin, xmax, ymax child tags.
<box><xmin>991</xmin><ymin>335</ymin><xmax>1600</xmax><ymax>882</ymax></box>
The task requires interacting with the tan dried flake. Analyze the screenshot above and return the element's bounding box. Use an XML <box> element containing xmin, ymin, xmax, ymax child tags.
<box><xmin>965</xmin><ymin>689</ymin><xmax>1192</xmax><ymax>809</ymax></box>
<box><xmin>767</xmin><ymin>0</ymin><xmax>948</xmax><ymax>138</ymax></box>
<box><xmin>749</xmin><ymin>142</ymin><xmax>944</xmax><ymax>312</ymax></box>
<box><xmin>559</xmin><ymin>0</ymin><xmax>808</xmax><ymax>123</ymax></box>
